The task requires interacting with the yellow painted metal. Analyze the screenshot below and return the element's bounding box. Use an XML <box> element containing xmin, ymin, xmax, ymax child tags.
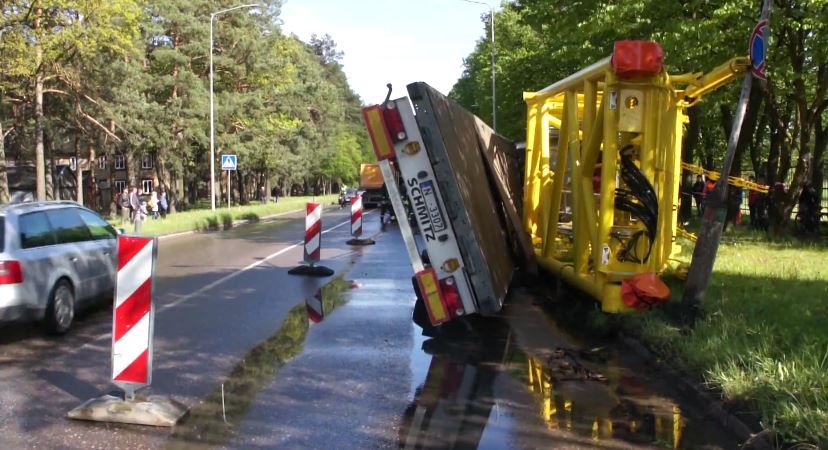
<box><xmin>681</xmin><ymin>162</ymin><xmax>770</xmax><ymax>193</ymax></box>
<box><xmin>523</xmin><ymin>46</ymin><xmax>745</xmax><ymax>312</ymax></box>
<box><xmin>680</xmin><ymin>57</ymin><xmax>750</xmax><ymax>106</ymax></box>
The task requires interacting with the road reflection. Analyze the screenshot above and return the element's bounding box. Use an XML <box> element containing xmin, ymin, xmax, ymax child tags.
<box><xmin>400</xmin><ymin>317</ymin><xmax>697</xmax><ymax>449</ymax></box>
<box><xmin>165</xmin><ymin>278</ymin><xmax>350</xmax><ymax>448</ymax></box>
<box><xmin>526</xmin><ymin>355</ymin><xmax>683</xmax><ymax>447</ymax></box>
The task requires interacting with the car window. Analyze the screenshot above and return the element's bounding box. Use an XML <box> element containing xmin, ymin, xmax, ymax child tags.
<box><xmin>47</xmin><ymin>208</ymin><xmax>93</xmax><ymax>244</ymax></box>
<box><xmin>0</xmin><ymin>216</ymin><xmax>4</xmax><ymax>252</ymax></box>
<box><xmin>77</xmin><ymin>209</ymin><xmax>116</xmax><ymax>240</ymax></box>
<box><xmin>18</xmin><ymin>212</ymin><xmax>56</xmax><ymax>249</ymax></box>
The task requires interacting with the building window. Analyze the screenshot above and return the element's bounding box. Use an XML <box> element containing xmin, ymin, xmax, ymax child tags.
<box><xmin>141</xmin><ymin>154</ymin><xmax>154</xmax><ymax>169</ymax></box>
<box><xmin>114</xmin><ymin>180</ymin><xmax>127</xmax><ymax>193</ymax></box>
<box><xmin>141</xmin><ymin>179</ymin><xmax>153</xmax><ymax>194</ymax></box>
<box><xmin>98</xmin><ymin>156</ymin><xmax>107</xmax><ymax>170</ymax></box>
<box><xmin>114</xmin><ymin>154</ymin><xmax>125</xmax><ymax>170</ymax></box>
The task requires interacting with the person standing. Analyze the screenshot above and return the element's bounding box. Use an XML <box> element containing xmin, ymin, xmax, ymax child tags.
<box><xmin>119</xmin><ymin>187</ymin><xmax>130</xmax><ymax>225</ymax></box>
<box><xmin>159</xmin><ymin>190</ymin><xmax>168</xmax><ymax>219</ymax></box>
<box><xmin>149</xmin><ymin>191</ymin><xmax>159</xmax><ymax>220</ymax></box>
<box><xmin>692</xmin><ymin>175</ymin><xmax>705</xmax><ymax>217</ymax></box>
<box><xmin>129</xmin><ymin>186</ymin><xmax>140</xmax><ymax>223</ymax></box>
<box><xmin>135</xmin><ymin>198</ymin><xmax>147</xmax><ymax>233</ymax></box>
<box><xmin>748</xmin><ymin>176</ymin><xmax>761</xmax><ymax>229</ymax></box>
<box><xmin>703</xmin><ymin>177</ymin><xmax>716</xmax><ymax>214</ymax></box>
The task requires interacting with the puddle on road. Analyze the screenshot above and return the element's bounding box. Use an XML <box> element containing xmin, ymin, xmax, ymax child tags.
<box><xmin>400</xmin><ymin>300</ymin><xmax>739</xmax><ymax>449</ymax></box>
<box><xmin>165</xmin><ymin>278</ymin><xmax>351</xmax><ymax>449</ymax></box>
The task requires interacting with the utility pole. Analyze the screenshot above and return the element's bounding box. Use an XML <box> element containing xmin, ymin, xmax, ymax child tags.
<box><xmin>682</xmin><ymin>0</ymin><xmax>771</xmax><ymax>323</ymax></box>
<box><xmin>209</xmin><ymin>3</ymin><xmax>260</xmax><ymax>211</ymax></box>
<box><xmin>460</xmin><ymin>0</ymin><xmax>496</xmax><ymax>132</ymax></box>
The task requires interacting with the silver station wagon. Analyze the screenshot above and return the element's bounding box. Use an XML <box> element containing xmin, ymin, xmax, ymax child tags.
<box><xmin>0</xmin><ymin>201</ymin><xmax>118</xmax><ymax>334</ymax></box>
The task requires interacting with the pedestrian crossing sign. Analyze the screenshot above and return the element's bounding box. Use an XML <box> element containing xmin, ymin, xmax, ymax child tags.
<box><xmin>221</xmin><ymin>154</ymin><xmax>237</xmax><ymax>170</ymax></box>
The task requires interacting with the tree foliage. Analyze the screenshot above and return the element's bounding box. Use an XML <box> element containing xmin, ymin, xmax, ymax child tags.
<box><xmin>1</xmin><ymin>0</ymin><xmax>370</xmax><ymax>209</ymax></box>
<box><xmin>451</xmin><ymin>0</ymin><xmax>827</xmax><ymax>232</ymax></box>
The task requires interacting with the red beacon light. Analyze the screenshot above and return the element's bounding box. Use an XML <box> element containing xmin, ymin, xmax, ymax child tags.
<box><xmin>612</xmin><ymin>40</ymin><xmax>664</xmax><ymax>78</ymax></box>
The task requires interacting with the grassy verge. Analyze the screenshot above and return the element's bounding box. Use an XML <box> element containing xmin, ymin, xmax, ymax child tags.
<box><xmin>623</xmin><ymin>238</ymin><xmax>828</xmax><ymax>446</ymax></box>
<box><xmin>111</xmin><ymin>194</ymin><xmax>337</xmax><ymax>237</ymax></box>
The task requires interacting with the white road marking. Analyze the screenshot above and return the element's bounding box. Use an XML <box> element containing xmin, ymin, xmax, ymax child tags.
<box><xmin>159</xmin><ymin>216</ymin><xmax>354</xmax><ymax>311</ymax></box>
<box><xmin>66</xmin><ymin>210</ymin><xmax>376</xmax><ymax>355</ymax></box>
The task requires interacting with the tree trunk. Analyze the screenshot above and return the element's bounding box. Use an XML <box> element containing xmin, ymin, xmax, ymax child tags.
<box><xmin>34</xmin><ymin>8</ymin><xmax>46</xmax><ymax>201</ymax></box>
<box><xmin>812</xmin><ymin>114</ymin><xmax>826</xmax><ymax>206</ymax></box>
<box><xmin>88</xmin><ymin>144</ymin><xmax>97</xmax><ymax>210</ymax></box>
<box><xmin>126</xmin><ymin>151</ymin><xmax>136</xmax><ymax>189</ymax></box>
<box><xmin>75</xmin><ymin>137</ymin><xmax>83</xmax><ymax>204</ymax></box>
<box><xmin>750</xmin><ymin>104</ymin><xmax>768</xmax><ymax>177</ymax></box>
<box><xmin>238</xmin><ymin>170</ymin><xmax>247</xmax><ymax>205</ymax></box>
<box><xmin>108</xmin><ymin>148</ymin><xmax>117</xmax><ymax>217</ymax></box>
<box><xmin>679</xmin><ymin>107</ymin><xmax>700</xmax><ymax>223</ymax></box>
<box><xmin>0</xmin><ymin>122</ymin><xmax>9</xmax><ymax>203</ymax></box>
<box><xmin>45</xmin><ymin>133</ymin><xmax>54</xmax><ymax>200</ymax></box>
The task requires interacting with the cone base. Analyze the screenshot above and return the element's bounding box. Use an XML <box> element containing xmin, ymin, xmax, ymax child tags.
<box><xmin>346</xmin><ymin>238</ymin><xmax>375</xmax><ymax>246</ymax></box>
<box><xmin>288</xmin><ymin>265</ymin><xmax>334</xmax><ymax>277</ymax></box>
<box><xmin>66</xmin><ymin>394</ymin><xmax>188</xmax><ymax>427</ymax></box>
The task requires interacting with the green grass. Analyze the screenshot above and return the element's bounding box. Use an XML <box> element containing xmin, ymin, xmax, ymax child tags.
<box><xmin>111</xmin><ymin>195</ymin><xmax>337</xmax><ymax>236</ymax></box>
<box><xmin>625</xmin><ymin>239</ymin><xmax>828</xmax><ymax>446</ymax></box>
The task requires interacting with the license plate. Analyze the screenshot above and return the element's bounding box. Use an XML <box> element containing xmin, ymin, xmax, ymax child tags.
<box><xmin>420</xmin><ymin>180</ymin><xmax>447</xmax><ymax>233</ymax></box>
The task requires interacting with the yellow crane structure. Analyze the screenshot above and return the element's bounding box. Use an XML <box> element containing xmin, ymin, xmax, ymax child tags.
<box><xmin>522</xmin><ymin>41</ymin><xmax>750</xmax><ymax>312</ymax></box>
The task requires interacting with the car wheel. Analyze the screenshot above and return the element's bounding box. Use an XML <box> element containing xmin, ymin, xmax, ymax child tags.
<box><xmin>45</xmin><ymin>279</ymin><xmax>75</xmax><ymax>335</ymax></box>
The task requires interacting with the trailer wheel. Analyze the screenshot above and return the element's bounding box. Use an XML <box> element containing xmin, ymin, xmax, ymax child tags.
<box><xmin>411</xmin><ymin>276</ymin><xmax>436</xmax><ymax>335</ymax></box>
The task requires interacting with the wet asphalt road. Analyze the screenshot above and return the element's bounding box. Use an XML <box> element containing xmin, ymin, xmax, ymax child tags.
<box><xmin>0</xmin><ymin>205</ymin><xmax>361</xmax><ymax>449</ymax></box>
<box><xmin>0</xmin><ymin>207</ymin><xmax>742</xmax><ymax>449</ymax></box>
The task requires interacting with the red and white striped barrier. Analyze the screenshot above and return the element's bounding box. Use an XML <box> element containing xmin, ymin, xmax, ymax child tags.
<box><xmin>112</xmin><ymin>235</ymin><xmax>157</xmax><ymax>396</ymax></box>
<box><xmin>351</xmin><ymin>194</ymin><xmax>363</xmax><ymax>237</ymax></box>
<box><xmin>304</xmin><ymin>202</ymin><xmax>322</xmax><ymax>264</ymax></box>
<box><xmin>290</xmin><ymin>202</ymin><xmax>333</xmax><ymax>276</ymax></box>
<box><xmin>305</xmin><ymin>290</ymin><xmax>324</xmax><ymax>324</ymax></box>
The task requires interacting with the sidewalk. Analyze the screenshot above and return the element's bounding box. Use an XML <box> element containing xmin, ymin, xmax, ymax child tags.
<box><xmin>228</xmin><ymin>224</ymin><xmax>417</xmax><ymax>449</ymax></box>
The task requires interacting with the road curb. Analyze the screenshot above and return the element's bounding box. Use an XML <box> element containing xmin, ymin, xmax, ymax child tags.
<box><xmin>618</xmin><ymin>333</ymin><xmax>775</xmax><ymax>450</ymax></box>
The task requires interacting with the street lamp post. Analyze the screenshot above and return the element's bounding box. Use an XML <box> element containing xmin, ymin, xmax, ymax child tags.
<box><xmin>209</xmin><ymin>3</ymin><xmax>261</xmax><ymax>211</ymax></box>
<box><xmin>461</xmin><ymin>0</ymin><xmax>496</xmax><ymax>132</ymax></box>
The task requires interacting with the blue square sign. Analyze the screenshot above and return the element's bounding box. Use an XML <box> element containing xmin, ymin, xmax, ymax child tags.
<box><xmin>221</xmin><ymin>154</ymin><xmax>237</xmax><ymax>171</ymax></box>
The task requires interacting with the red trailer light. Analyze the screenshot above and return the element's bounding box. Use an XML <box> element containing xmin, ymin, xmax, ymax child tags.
<box><xmin>440</xmin><ymin>276</ymin><xmax>464</xmax><ymax>317</ymax></box>
<box><xmin>382</xmin><ymin>101</ymin><xmax>407</xmax><ymax>142</ymax></box>
<box><xmin>0</xmin><ymin>260</ymin><xmax>23</xmax><ymax>285</ymax></box>
<box><xmin>362</xmin><ymin>105</ymin><xmax>397</xmax><ymax>161</ymax></box>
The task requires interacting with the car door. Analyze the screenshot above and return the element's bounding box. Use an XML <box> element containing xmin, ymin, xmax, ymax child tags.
<box><xmin>15</xmin><ymin>211</ymin><xmax>60</xmax><ymax>311</ymax></box>
<box><xmin>76</xmin><ymin>208</ymin><xmax>118</xmax><ymax>298</ymax></box>
<box><xmin>46</xmin><ymin>208</ymin><xmax>100</xmax><ymax>302</ymax></box>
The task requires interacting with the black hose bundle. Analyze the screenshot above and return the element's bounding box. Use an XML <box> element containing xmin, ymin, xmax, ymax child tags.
<box><xmin>614</xmin><ymin>145</ymin><xmax>659</xmax><ymax>263</ymax></box>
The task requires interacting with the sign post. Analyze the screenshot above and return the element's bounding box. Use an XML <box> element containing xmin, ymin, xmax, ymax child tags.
<box><xmin>221</xmin><ymin>154</ymin><xmax>237</xmax><ymax>208</ymax></box>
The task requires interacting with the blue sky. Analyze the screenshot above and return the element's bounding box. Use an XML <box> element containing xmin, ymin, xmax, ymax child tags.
<box><xmin>279</xmin><ymin>0</ymin><xmax>495</xmax><ymax>104</ymax></box>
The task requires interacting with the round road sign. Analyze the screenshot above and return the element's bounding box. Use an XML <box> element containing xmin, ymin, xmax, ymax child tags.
<box><xmin>750</xmin><ymin>19</ymin><xmax>768</xmax><ymax>80</ymax></box>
